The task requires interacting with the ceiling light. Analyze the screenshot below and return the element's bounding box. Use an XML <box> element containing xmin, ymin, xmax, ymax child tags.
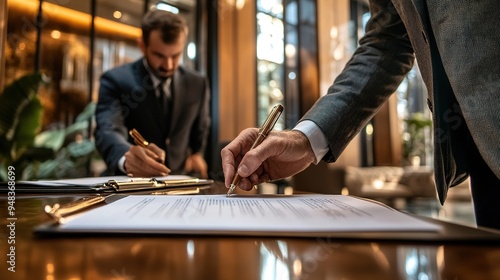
<box><xmin>113</xmin><ymin>11</ymin><xmax>122</xmax><ymax>19</ymax></box>
<box><xmin>156</xmin><ymin>3</ymin><xmax>179</xmax><ymax>14</ymax></box>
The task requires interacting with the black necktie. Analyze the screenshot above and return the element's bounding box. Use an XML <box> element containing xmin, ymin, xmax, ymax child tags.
<box><xmin>158</xmin><ymin>79</ymin><xmax>172</xmax><ymax>132</ymax></box>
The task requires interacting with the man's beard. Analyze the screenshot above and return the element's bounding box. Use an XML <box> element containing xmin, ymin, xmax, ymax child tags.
<box><xmin>155</xmin><ymin>67</ymin><xmax>174</xmax><ymax>79</ymax></box>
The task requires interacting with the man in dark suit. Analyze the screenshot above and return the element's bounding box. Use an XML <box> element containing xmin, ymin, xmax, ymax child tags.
<box><xmin>222</xmin><ymin>0</ymin><xmax>500</xmax><ymax>229</ymax></box>
<box><xmin>95</xmin><ymin>9</ymin><xmax>210</xmax><ymax>178</ymax></box>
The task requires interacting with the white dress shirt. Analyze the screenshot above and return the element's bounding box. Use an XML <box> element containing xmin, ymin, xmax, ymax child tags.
<box><xmin>292</xmin><ymin>120</ymin><xmax>329</xmax><ymax>164</ymax></box>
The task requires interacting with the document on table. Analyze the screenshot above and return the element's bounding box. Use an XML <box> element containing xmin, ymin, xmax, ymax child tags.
<box><xmin>56</xmin><ymin>194</ymin><xmax>441</xmax><ymax>233</ymax></box>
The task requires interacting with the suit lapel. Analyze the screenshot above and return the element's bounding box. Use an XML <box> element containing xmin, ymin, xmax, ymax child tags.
<box><xmin>391</xmin><ymin>0</ymin><xmax>433</xmax><ymax>99</ymax></box>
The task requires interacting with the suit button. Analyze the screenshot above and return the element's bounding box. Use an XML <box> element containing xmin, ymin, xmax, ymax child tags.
<box><xmin>165</xmin><ymin>138</ymin><xmax>170</xmax><ymax>146</ymax></box>
<box><xmin>426</xmin><ymin>98</ymin><xmax>433</xmax><ymax>112</ymax></box>
<box><xmin>422</xmin><ymin>31</ymin><xmax>427</xmax><ymax>43</ymax></box>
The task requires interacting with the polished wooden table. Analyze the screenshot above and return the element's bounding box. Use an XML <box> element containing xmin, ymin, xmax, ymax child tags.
<box><xmin>1</xmin><ymin>183</ymin><xmax>500</xmax><ymax>280</ymax></box>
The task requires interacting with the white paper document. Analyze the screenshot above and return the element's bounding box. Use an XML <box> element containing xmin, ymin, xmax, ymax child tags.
<box><xmin>61</xmin><ymin>195</ymin><xmax>441</xmax><ymax>233</ymax></box>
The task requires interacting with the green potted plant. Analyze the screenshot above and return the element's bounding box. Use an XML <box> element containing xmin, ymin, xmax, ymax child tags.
<box><xmin>0</xmin><ymin>72</ymin><xmax>96</xmax><ymax>180</ymax></box>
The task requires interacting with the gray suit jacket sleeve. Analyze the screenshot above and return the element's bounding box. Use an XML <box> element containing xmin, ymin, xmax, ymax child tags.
<box><xmin>300</xmin><ymin>0</ymin><xmax>414</xmax><ymax>162</ymax></box>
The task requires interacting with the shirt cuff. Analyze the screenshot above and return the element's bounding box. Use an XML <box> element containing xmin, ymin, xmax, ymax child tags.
<box><xmin>118</xmin><ymin>156</ymin><xmax>127</xmax><ymax>174</ymax></box>
<box><xmin>293</xmin><ymin>120</ymin><xmax>329</xmax><ymax>164</ymax></box>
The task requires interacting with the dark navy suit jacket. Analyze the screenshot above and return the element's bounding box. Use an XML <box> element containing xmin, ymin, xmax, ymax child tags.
<box><xmin>94</xmin><ymin>59</ymin><xmax>211</xmax><ymax>175</ymax></box>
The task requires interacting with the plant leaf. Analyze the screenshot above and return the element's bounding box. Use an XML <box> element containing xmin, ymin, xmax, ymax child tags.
<box><xmin>34</xmin><ymin>129</ymin><xmax>66</xmax><ymax>151</ymax></box>
<box><xmin>11</xmin><ymin>97</ymin><xmax>43</xmax><ymax>159</ymax></box>
<box><xmin>64</xmin><ymin>102</ymin><xmax>95</xmax><ymax>136</ymax></box>
<box><xmin>66</xmin><ymin>139</ymin><xmax>95</xmax><ymax>157</ymax></box>
<box><xmin>0</xmin><ymin>72</ymin><xmax>48</xmax><ymax>138</ymax></box>
<box><xmin>64</xmin><ymin>121</ymin><xmax>89</xmax><ymax>137</ymax></box>
<box><xmin>0</xmin><ymin>72</ymin><xmax>48</xmax><ymax>161</ymax></box>
<box><xmin>0</xmin><ymin>162</ymin><xmax>7</xmax><ymax>181</ymax></box>
<box><xmin>75</xmin><ymin>102</ymin><xmax>96</xmax><ymax>123</ymax></box>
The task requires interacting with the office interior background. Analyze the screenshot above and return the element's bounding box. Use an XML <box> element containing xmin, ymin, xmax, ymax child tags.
<box><xmin>0</xmin><ymin>0</ymin><xmax>473</xmax><ymax>224</ymax></box>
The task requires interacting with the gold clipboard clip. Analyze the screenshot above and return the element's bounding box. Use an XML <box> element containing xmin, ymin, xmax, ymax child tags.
<box><xmin>103</xmin><ymin>178</ymin><xmax>210</xmax><ymax>191</ymax></box>
<box><xmin>104</xmin><ymin>178</ymin><xmax>160</xmax><ymax>191</ymax></box>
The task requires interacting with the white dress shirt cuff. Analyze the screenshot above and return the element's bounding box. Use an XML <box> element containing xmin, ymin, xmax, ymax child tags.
<box><xmin>118</xmin><ymin>156</ymin><xmax>127</xmax><ymax>174</ymax></box>
<box><xmin>293</xmin><ymin>120</ymin><xmax>329</xmax><ymax>164</ymax></box>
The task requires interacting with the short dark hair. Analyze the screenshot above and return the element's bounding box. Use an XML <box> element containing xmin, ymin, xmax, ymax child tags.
<box><xmin>142</xmin><ymin>9</ymin><xmax>187</xmax><ymax>45</ymax></box>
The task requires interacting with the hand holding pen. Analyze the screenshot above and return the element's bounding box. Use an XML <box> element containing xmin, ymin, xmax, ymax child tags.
<box><xmin>224</xmin><ymin>104</ymin><xmax>283</xmax><ymax>196</ymax></box>
<box><xmin>221</xmin><ymin>104</ymin><xmax>317</xmax><ymax>195</ymax></box>
<box><xmin>125</xmin><ymin>129</ymin><xmax>170</xmax><ymax>177</ymax></box>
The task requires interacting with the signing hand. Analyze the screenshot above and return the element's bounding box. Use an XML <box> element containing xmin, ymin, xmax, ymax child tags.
<box><xmin>124</xmin><ymin>143</ymin><xmax>170</xmax><ymax>177</ymax></box>
<box><xmin>221</xmin><ymin>128</ymin><xmax>316</xmax><ymax>191</ymax></box>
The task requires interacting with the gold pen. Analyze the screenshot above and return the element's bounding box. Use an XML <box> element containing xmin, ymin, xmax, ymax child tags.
<box><xmin>129</xmin><ymin>128</ymin><xmax>149</xmax><ymax>148</ymax></box>
<box><xmin>227</xmin><ymin>104</ymin><xmax>284</xmax><ymax>196</ymax></box>
<box><xmin>129</xmin><ymin>128</ymin><xmax>165</xmax><ymax>167</ymax></box>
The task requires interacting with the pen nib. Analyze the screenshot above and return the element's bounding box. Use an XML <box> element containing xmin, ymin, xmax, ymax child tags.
<box><xmin>226</xmin><ymin>184</ymin><xmax>236</xmax><ymax>197</ymax></box>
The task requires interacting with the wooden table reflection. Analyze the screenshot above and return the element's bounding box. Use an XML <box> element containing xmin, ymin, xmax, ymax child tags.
<box><xmin>1</xmin><ymin>183</ymin><xmax>500</xmax><ymax>280</ymax></box>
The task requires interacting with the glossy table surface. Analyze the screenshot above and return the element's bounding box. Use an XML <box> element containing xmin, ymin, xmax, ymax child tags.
<box><xmin>1</xmin><ymin>183</ymin><xmax>500</xmax><ymax>280</ymax></box>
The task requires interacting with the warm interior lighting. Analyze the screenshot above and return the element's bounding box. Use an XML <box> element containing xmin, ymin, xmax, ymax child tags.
<box><xmin>46</xmin><ymin>263</ymin><xmax>54</xmax><ymax>273</ymax></box>
<box><xmin>330</xmin><ymin>26</ymin><xmax>338</xmax><ymax>39</ymax></box>
<box><xmin>370</xmin><ymin>243</ymin><xmax>390</xmax><ymax>268</ymax></box>
<box><xmin>226</xmin><ymin>0</ymin><xmax>246</xmax><ymax>10</ymax></box>
<box><xmin>293</xmin><ymin>259</ymin><xmax>302</xmax><ymax>276</ymax></box>
<box><xmin>50</xmin><ymin>30</ymin><xmax>61</xmax><ymax>39</ymax></box>
<box><xmin>9</xmin><ymin>0</ymin><xmax>141</xmax><ymax>41</ymax></box>
<box><xmin>373</xmin><ymin>179</ymin><xmax>385</xmax><ymax>189</ymax></box>
<box><xmin>366</xmin><ymin>123</ymin><xmax>374</xmax><ymax>135</ymax></box>
<box><xmin>94</xmin><ymin>17</ymin><xmax>141</xmax><ymax>39</ymax></box>
<box><xmin>341</xmin><ymin>187</ymin><xmax>349</xmax><ymax>195</ymax></box>
<box><xmin>285</xmin><ymin>44</ymin><xmax>296</xmax><ymax>57</ymax></box>
<box><xmin>113</xmin><ymin>10</ymin><xmax>122</xmax><ymax>19</ymax></box>
<box><xmin>46</xmin><ymin>262</ymin><xmax>55</xmax><ymax>280</ymax></box>
<box><xmin>236</xmin><ymin>0</ymin><xmax>246</xmax><ymax>10</ymax></box>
